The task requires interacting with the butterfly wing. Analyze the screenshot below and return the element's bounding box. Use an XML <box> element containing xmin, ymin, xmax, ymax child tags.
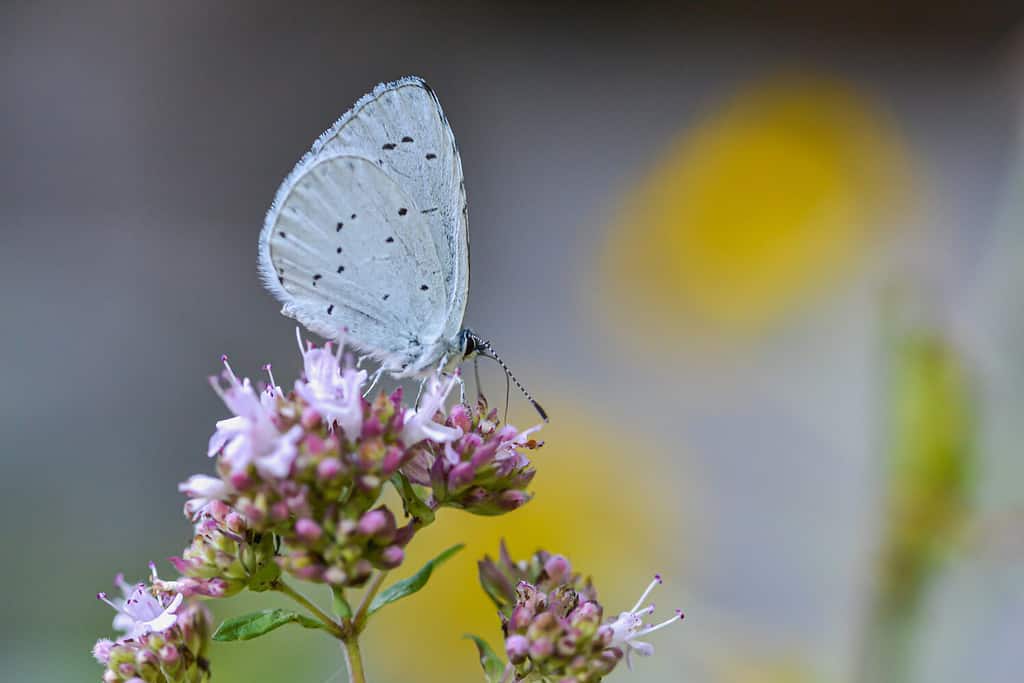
<box><xmin>259</xmin><ymin>77</ymin><xmax>469</xmax><ymax>370</ymax></box>
<box><xmin>313</xmin><ymin>76</ymin><xmax>469</xmax><ymax>342</ymax></box>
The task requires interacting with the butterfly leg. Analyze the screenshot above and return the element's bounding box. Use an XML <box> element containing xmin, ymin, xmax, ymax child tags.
<box><xmin>414</xmin><ymin>377</ymin><xmax>428</xmax><ymax>409</ymax></box>
<box><xmin>473</xmin><ymin>356</ymin><xmax>488</xmax><ymax>408</ymax></box>
<box><xmin>356</xmin><ymin>354</ymin><xmax>370</xmax><ymax>369</ymax></box>
<box><xmin>362</xmin><ymin>367</ymin><xmax>384</xmax><ymax>398</ymax></box>
<box><xmin>454</xmin><ymin>373</ymin><xmax>467</xmax><ymax>405</ymax></box>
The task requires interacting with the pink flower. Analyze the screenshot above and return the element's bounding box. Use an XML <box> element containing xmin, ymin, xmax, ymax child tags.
<box><xmin>97</xmin><ymin>570</ymin><xmax>183</xmax><ymax>640</ymax></box>
<box><xmin>602</xmin><ymin>574</ymin><xmax>684</xmax><ymax>669</ymax></box>
<box><xmin>293</xmin><ymin>330</ymin><xmax>367</xmax><ymax>439</ymax></box>
<box><xmin>401</xmin><ymin>374</ymin><xmax>462</xmax><ymax>445</ymax></box>
<box><xmin>208</xmin><ymin>356</ymin><xmax>301</xmax><ymax>479</ymax></box>
<box><xmin>178</xmin><ymin>474</ymin><xmax>232</xmax><ymax>519</ymax></box>
<box><xmin>91</xmin><ymin>638</ymin><xmax>114</xmax><ymax>664</ymax></box>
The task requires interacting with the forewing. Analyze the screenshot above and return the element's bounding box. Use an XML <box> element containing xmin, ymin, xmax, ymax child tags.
<box><xmin>313</xmin><ymin>76</ymin><xmax>469</xmax><ymax>338</ymax></box>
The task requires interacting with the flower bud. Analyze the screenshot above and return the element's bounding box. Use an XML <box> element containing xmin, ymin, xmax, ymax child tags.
<box><xmin>544</xmin><ymin>555</ymin><xmax>571</xmax><ymax>583</ymax></box>
<box><xmin>295</xmin><ymin>518</ymin><xmax>323</xmax><ymax>542</ymax></box>
<box><xmin>378</xmin><ymin>545</ymin><xmax>404</xmax><ymax>569</ymax></box>
<box><xmin>506</xmin><ymin>634</ymin><xmax>531</xmax><ymax>663</ymax></box>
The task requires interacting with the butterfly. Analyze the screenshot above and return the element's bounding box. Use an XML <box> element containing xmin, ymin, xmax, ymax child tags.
<box><xmin>258</xmin><ymin>76</ymin><xmax>546</xmax><ymax>420</ymax></box>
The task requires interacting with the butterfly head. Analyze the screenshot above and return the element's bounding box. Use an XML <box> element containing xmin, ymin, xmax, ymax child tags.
<box><xmin>456</xmin><ymin>328</ymin><xmax>548</xmax><ymax>423</ymax></box>
<box><xmin>457</xmin><ymin>328</ymin><xmax>484</xmax><ymax>361</ymax></box>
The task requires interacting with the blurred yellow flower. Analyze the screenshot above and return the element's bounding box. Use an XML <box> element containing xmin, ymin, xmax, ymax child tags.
<box><xmin>601</xmin><ymin>76</ymin><xmax>911</xmax><ymax>342</ymax></box>
<box><xmin>362</xmin><ymin>398</ymin><xmax>689</xmax><ymax>682</ymax></box>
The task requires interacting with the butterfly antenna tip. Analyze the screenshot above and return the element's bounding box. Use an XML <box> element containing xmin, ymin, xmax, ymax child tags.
<box><xmin>480</xmin><ymin>342</ymin><xmax>548</xmax><ymax>423</ymax></box>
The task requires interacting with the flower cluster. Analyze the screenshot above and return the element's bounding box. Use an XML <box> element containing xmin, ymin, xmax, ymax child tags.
<box><xmin>167</xmin><ymin>498</ymin><xmax>279</xmax><ymax>598</ymax></box>
<box><xmin>94</xmin><ymin>568</ymin><xmax>212</xmax><ymax>683</ymax></box>
<box><xmin>404</xmin><ymin>397</ymin><xmax>542</xmax><ymax>516</ymax></box>
<box><xmin>478</xmin><ymin>546</ymin><xmax>683</xmax><ymax>681</ymax></box>
<box><xmin>174</xmin><ymin>330</ymin><xmax>541</xmax><ymax>589</ymax></box>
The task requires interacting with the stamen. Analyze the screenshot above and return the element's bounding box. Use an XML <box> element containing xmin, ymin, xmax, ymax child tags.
<box><xmin>220</xmin><ymin>355</ymin><xmax>238</xmax><ymax>384</ymax></box>
<box><xmin>262</xmin><ymin>364</ymin><xmax>280</xmax><ymax>394</ymax></box>
<box><xmin>629</xmin><ymin>575</ymin><xmax>663</xmax><ymax>614</ymax></box>
<box><xmin>634</xmin><ymin>610</ymin><xmax>684</xmax><ymax>638</ymax></box>
<box><xmin>207</xmin><ymin>375</ymin><xmax>226</xmax><ymax>401</ymax></box>
<box><xmin>97</xmin><ymin>592</ymin><xmax>127</xmax><ymax>616</ymax></box>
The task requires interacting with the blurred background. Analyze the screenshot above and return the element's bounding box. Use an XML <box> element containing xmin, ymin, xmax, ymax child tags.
<box><xmin>3</xmin><ymin>2</ymin><xmax>1024</xmax><ymax>681</ymax></box>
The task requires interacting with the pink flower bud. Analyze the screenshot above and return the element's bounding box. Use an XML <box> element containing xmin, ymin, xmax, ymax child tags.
<box><xmin>225</xmin><ymin>512</ymin><xmax>247</xmax><ymax>535</ymax></box>
<box><xmin>498</xmin><ymin>489</ymin><xmax>529</xmax><ymax>511</ymax></box>
<box><xmin>229</xmin><ymin>470</ymin><xmax>253</xmax><ymax>490</ymax></box>
<box><xmin>378</xmin><ymin>545</ymin><xmax>404</xmax><ymax>569</ymax></box>
<box><xmin>207</xmin><ymin>500</ymin><xmax>231</xmax><ymax>522</ymax></box>
<box><xmin>447</xmin><ymin>461</ymin><xmax>476</xmax><ymax>490</ymax></box>
<box><xmin>505</xmin><ymin>634</ymin><xmax>530</xmax><ymax>663</ymax></box>
<box><xmin>270</xmin><ymin>501</ymin><xmax>289</xmax><ymax>521</ymax></box>
<box><xmin>301</xmin><ymin>409</ymin><xmax>322</xmax><ymax>429</ymax></box>
<box><xmin>381</xmin><ymin>445</ymin><xmax>405</xmax><ymax>475</ymax></box>
<box><xmin>361</xmin><ymin>418</ymin><xmax>384</xmax><ymax>438</ymax></box>
<box><xmin>159</xmin><ymin>644</ymin><xmax>179</xmax><ymax>665</ymax></box>
<box><xmin>356</xmin><ymin>509</ymin><xmax>394</xmax><ymax>539</ymax></box>
<box><xmin>305</xmin><ymin>433</ymin><xmax>327</xmax><ymax>454</ymax></box>
<box><xmin>324</xmin><ymin>567</ymin><xmax>347</xmax><ymax>585</ymax></box>
<box><xmin>317</xmin><ymin>457</ymin><xmax>342</xmax><ymax>480</ymax></box>
<box><xmin>510</xmin><ymin>605</ymin><xmax>534</xmax><ymax>631</ymax></box>
<box><xmin>449</xmin><ymin>403</ymin><xmax>472</xmax><ymax>432</ymax></box>
<box><xmin>529</xmin><ymin>638</ymin><xmax>554</xmax><ymax>660</ymax></box>
<box><xmin>294</xmin><ymin>518</ymin><xmax>322</xmax><ymax>542</ymax></box>
<box><xmin>92</xmin><ymin>639</ymin><xmax>114</xmax><ymax>664</ymax></box>
<box><xmin>544</xmin><ymin>555</ymin><xmax>571</xmax><ymax>584</ymax></box>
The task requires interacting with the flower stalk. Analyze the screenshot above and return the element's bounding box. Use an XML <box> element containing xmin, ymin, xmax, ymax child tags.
<box><xmin>342</xmin><ymin>637</ymin><xmax>367</xmax><ymax>683</ymax></box>
<box><xmin>271</xmin><ymin>579</ymin><xmax>344</xmax><ymax>639</ymax></box>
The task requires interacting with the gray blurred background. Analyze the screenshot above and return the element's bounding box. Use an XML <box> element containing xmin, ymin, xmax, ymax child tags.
<box><xmin>4</xmin><ymin>2</ymin><xmax>1024</xmax><ymax>682</ymax></box>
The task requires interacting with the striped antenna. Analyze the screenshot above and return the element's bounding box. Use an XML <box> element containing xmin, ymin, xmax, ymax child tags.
<box><xmin>478</xmin><ymin>338</ymin><xmax>548</xmax><ymax>423</ymax></box>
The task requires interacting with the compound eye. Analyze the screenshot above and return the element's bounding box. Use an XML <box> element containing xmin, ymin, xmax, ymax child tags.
<box><xmin>462</xmin><ymin>332</ymin><xmax>478</xmax><ymax>356</ymax></box>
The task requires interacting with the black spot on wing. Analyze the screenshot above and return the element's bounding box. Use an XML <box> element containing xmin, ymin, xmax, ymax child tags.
<box><xmin>401</xmin><ymin>136</ymin><xmax>414</xmax><ymax>143</ymax></box>
<box><xmin>425</xmin><ymin>153</ymin><xmax>437</xmax><ymax>160</ymax></box>
<box><xmin>337</xmin><ymin>265</ymin><xmax>345</xmax><ymax>273</ymax></box>
<box><xmin>385</xmin><ymin>236</ymin><xmax>394</xmax><ymax>243</ymax></box>
<box><xmin>382</xmin><ymin>143</ymin><xmax>396</xmax><ymax>150</ymax></box>
<box><xmin>398</xmin><ymin>207</ymin><xmax>407</xmax><ymax>216</ymax></box>
<box><xmin>336</xmin><ymin>246</ymin><xmax>343</xmax><ymax>253</ymax></box>
<box><xmin>420</xmin><ymin>284</ymin><xmax>429</xmax><ymax>291</ymax></box>
<box><xmin>420</xmin><ymin>207</ymin><xmax>438</xmax><ymax>214</ymax></box>
<box><xmin>382</xmin><ymin>294</ymin><xmax>390</xmax><ymax>301</ymax></box>
<box><xmin>336</xmin><ymin>222</ymin><xmax>343</xmax><ymax>231</ymax></box>
<box><xmin>327</xmin><ymin>304</ymin><xmax>334</xmax><ymax>315</ymax></box>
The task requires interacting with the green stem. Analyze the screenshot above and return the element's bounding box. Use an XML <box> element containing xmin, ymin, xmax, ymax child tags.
<box><xmin>342</xmin><ymin>636</ymin><xmax>367</xmax><ymax>683</ymax></box>
<box><xmin>272</xmin><ymin>579</ymin><xmax>344</xmax><ymax>639</ymax></box>
<box><xmin>352</xmin><ymin>570</ymin><xmax>389</xmax><ymax>632</ymax></box>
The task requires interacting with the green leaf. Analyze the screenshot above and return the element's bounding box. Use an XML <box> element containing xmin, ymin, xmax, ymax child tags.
<box><xmin>367</xmin><ymin>543</ymin><xmax>464</xmax><ymax>616</ymax></box>
<box><xmin>391</xmin><ymin>473</ymin><xmax>435</xmax><ymax>525</ymax></box>
<box><xmin>464</xmin><ymin>634</ymin><xmax>507</xmax><ymax>682</ymax></box>
<box><xmin>331</xmin><ymin>585</ymin><xmax>352</xmax><ymax>620</ymax></box>
<box><xmin>212</xmin><ymin>609</ymin><xmax>326</xmax><ymax>641</ymax></box>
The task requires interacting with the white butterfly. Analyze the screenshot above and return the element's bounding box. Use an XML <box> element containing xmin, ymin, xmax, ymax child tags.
<box><xmin>258</xmin><ymin>76</ymin><xmax>545</xmax><ymax>420</ymax></box>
